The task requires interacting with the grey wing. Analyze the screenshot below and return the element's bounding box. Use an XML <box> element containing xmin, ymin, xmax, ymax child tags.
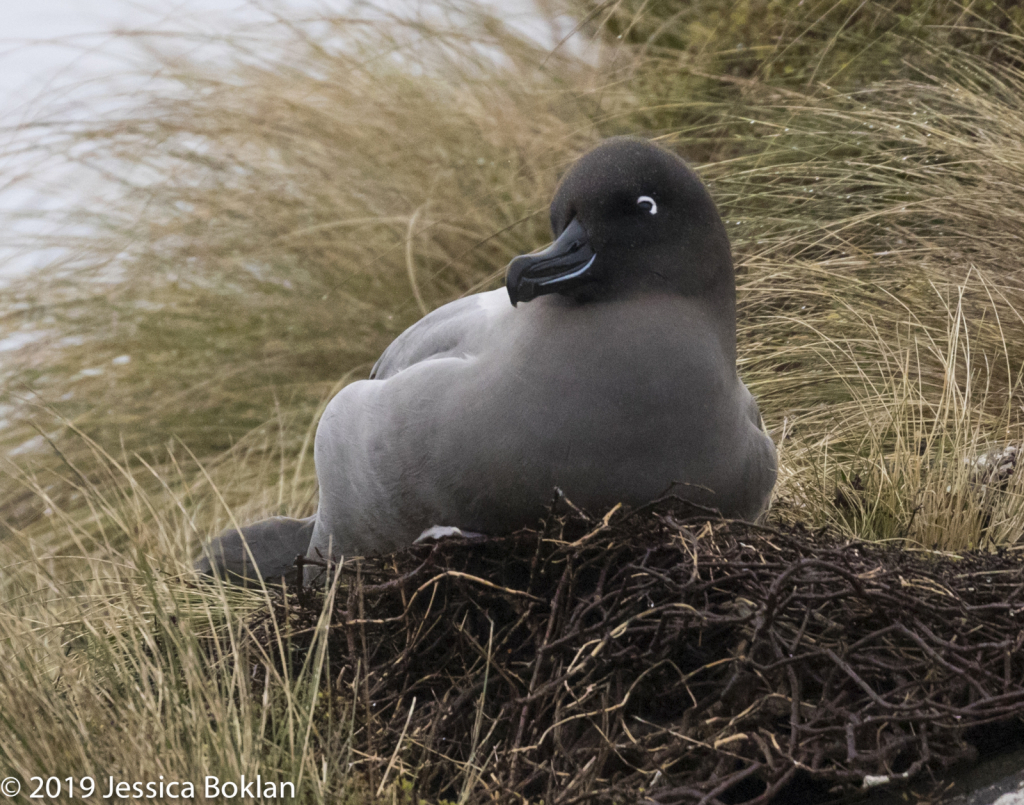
<box><xmin>741</xmin><ymin>382</ymin><xmax>766</xmax><ymax>431</ymax></box>
<box><xmin>370</xmin><ymin>289</ymin><xmax>507</xmax><ymax>380</ymax></box>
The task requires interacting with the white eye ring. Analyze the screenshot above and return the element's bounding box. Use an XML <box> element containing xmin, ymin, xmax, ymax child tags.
<box><xmin>637</xmin><ymin>195</ymin><xmax>657</xmax><ymax>215</ymax></box>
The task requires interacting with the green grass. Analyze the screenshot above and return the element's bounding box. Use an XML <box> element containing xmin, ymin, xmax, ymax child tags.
<box><xmin>3</xmin><ymin>0</ymin><xmax>1024</xmax><ymax>799</ymax></box>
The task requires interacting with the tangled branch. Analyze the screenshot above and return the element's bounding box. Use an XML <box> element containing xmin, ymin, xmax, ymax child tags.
<box><xmin>244</xmin><ymin>497</ymin><xmax>1024</xmax><ymax>803</ymax></box>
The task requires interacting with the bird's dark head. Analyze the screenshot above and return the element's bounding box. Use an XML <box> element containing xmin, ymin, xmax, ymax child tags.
<box><xmin>506</xmin><ymin>137</ymin><xmax>734</xmax><ymax>306</ymax></box>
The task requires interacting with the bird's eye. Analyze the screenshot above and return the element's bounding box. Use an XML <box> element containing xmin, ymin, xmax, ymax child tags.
<box><xmin>637</xmin><ymin>195</ymin><xmax>657</xmax><ymax>215</ymax></box>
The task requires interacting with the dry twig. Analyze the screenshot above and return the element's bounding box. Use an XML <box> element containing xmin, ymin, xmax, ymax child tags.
<box><xmin>239</xmin><ymin>497</ymin><xmax>1024</xmax><ymax>804</ymax></box>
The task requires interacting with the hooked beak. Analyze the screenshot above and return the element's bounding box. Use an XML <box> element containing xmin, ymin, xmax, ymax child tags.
<box><xmin>505</xmin><ymin>218</ymin><xmax>597</xmax><ymax>307</ymax></box>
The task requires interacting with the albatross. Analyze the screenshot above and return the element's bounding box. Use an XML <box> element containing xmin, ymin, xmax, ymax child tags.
<box><xmin>196</xmin><ymin>136</ymin><xmax>777</xmax><ymax>584</ymax></box>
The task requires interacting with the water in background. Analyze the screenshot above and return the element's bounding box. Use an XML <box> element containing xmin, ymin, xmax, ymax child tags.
<box><xmin>0</xmin><ymin>0</ymin><xmax>574</xmax><ymax>282</ymax></box>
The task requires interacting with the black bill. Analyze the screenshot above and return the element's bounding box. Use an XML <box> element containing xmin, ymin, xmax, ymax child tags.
<box><xmin>506</xmin><ymin>218</ymin><xmax>597</xmax><ymax>307</ymax></box>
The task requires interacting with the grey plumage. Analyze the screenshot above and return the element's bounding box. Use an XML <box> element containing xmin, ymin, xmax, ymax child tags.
<box><xmin>197</xmin><ymin>136</ymin><xmax>777</xmax><ymax>584</ymax></box>
<box><xmin>196</xmin><ymin>516</ymin><xmax>315</xmax><ymax>586</ymax></box>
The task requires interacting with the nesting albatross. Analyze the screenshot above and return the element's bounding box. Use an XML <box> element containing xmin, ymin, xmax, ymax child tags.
<box><xmin>196</xmin><ymin>137</ymin><xmax>777</xmax><ymax>585</ymax></box>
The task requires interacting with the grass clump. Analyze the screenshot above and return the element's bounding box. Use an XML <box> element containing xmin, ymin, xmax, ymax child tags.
<box><xmin>0</xmin><ymin>438</ymin><xmax>414</xmax><ymax>802</ymax></box>
<box><xmin>704</xmin><ymin>49</ymin><xmax>1024</xmax><ymax>549</ymax></box>
<box><xmin>586</xmin><ymin>0</ymin><xmax>1024</xmax><ymax>93</ymax></box>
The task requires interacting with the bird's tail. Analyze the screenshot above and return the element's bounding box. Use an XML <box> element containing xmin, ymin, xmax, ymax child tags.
<box><xmin>195</xmin><ymin>515</ymin><xmax>316</xmax><ymax>586</ymax></box>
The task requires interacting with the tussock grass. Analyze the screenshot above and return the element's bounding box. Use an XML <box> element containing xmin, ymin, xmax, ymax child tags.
<box><xmin>589</xmin><ymin>0</ymin><xmax>1024</xmax><ymax>92</ymax></box>
<box><xmin>0</xmin><ymin>438</ymin><xmax>392</xmax><ymax>801</ymax></box>
<box><xmin>3</xmin><ymin>1</ymin><xmax>1024</xmax><ymax>799</ymax></box>
<box><xmin>701</xmin><ymin>49</ymin><xmax>1024</xmax><ymax>549</ymax></box>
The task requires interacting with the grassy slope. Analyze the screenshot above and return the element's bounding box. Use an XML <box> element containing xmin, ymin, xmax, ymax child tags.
<box><xmin>2</xmin><ymin>0</ymin><xmax>1024</xmax><ymax>800</ymax></box>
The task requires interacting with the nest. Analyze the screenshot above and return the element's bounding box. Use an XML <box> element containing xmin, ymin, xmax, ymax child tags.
<box><xmin>241</xmin><ymin>497</ymin><xmax>1024</xmax><ymax>804</ymax></box>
